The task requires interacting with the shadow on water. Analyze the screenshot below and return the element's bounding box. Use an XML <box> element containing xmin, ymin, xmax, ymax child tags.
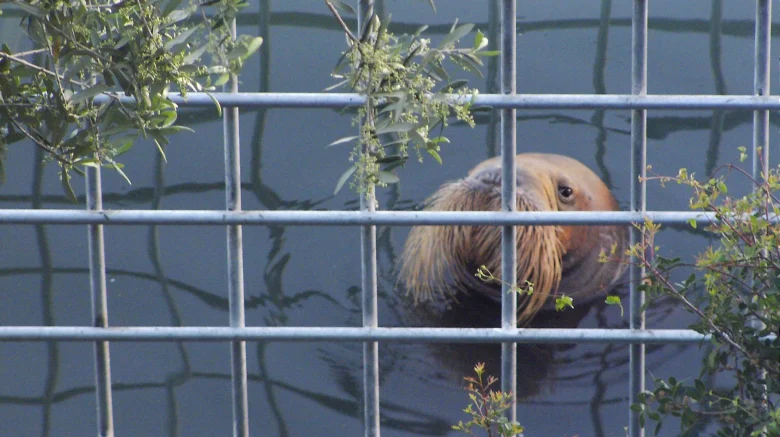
<box><xmin>591</xmin><ymin>0</ymin><xmax>614</xmax><ymax>189</ymax></box>
<box><xmin>34</xmin><ymin>145</ymin><xmax>60</xmax><ymax>437</ymax></box>
<box><xmin>706</xmin><ymin>0</ymin><xmax>727</xmax><ymax>177</ymax></box>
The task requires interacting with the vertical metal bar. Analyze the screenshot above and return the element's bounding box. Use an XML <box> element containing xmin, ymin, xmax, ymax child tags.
<box><xmin>485</xmin><ymin>0</ymin><xmax>501</xmax><ymax>157</ymax></box>
<box><xmin>86</xmin><ymin>166</ymin><xmax>114</xmax><ymax>437</ymax></box>
<box><xmin>754</xmin><ymin>0</ymin><xmax>770</xmax><ymax>178</ymax></box>
<box><xmin>753</xmin><ymin>2</ymin><xmax>771</xmax><ymax>435</ymax></box>
<box><xmin>224</xmin><ymin>17</ymin><xmax>249</xmax><ymax>437</ymax></box>
<box><xmin>705</xmin><ymin>0</ymin><xmax>726</xmax><ymax>177</ymax></box>
<box><xmin>500</xmin><ymin>0</ymin><xmax>517</xmax><ymax>428</ymax></box>
<box><xmin>357</xmin><ymin>2</ymin><xmax>380</xmax><ymax>437</ymax></box>
<box><xmin>629</xmin><ymin>1</ymin><xmax>648</xmax><ymax>437</ymax></box>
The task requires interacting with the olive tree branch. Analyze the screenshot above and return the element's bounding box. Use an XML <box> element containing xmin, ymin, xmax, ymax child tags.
<box><xmin>640</xmin><ymin>256</ymin><xmax>777</xmax><ymax>376</ymax></box>
<box><xmin>0</xmin><ymin>52</ymin><xmax>87</xmax><ymax>87</ymax></box>
<box><xmin>3</xmin><ymin>113</ymin><xmax>73</xmax><ymax>167</ymax></box>
<box><xmin>324</xmin><ymin>1</ymin><xmax>358</xmax><ymax>43</ymax></box>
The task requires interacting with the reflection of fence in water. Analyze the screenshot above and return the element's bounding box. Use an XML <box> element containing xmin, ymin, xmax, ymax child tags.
<box><xmin>0</xmin><ymin>1</ymin><xmax>774</xmax><ymax>437</ymax></box>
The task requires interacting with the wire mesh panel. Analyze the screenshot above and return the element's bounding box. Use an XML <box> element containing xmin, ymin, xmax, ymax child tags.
<box><xmin>0</xmin><ymin>2</ymin><xmax>774</xmax><ymax>437</ymax></box>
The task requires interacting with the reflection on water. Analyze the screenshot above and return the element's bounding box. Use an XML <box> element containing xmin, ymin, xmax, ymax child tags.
<box><xmin>0</xmin><ymin>0</ymin><xmax>770</xmax><ymax>436</ymax></box>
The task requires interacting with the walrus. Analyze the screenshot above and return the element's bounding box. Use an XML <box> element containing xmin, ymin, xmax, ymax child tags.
<box><xmin>399</xmin><ymin>153</ymin><xmax>628</xmax><ymax>324</ymax></box>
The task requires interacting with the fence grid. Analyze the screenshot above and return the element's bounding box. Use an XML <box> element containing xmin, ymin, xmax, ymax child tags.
<box><xmin>0</xmin><ymin>2</ymin><xmax>773</xmax><ymax>437</ymax></box>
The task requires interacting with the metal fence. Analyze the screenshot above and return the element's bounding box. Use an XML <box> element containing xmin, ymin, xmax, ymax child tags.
<box><xmin>0</xmin><ymin>1</ymin><xmax>775</xmax><ymax>437</ymax></box>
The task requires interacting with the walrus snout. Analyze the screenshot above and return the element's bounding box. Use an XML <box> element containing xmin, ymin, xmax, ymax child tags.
<box><xmin>466</xmin><ymin>167</ymin><xmax>548</xmax><ymax>211</ymax></box>
<box><xmin>470</xmin><ymin>167</ymin><xmax>502</xmax><ymax>188</ymax></box>
<box><xmin>399</xmin><ymin>153</ymin><xmax>628</xmax><ymax>325</ymax></box>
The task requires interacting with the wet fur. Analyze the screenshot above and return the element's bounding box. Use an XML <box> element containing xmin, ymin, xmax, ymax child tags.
<box><xmin>399</xmin><ymin>154</ymin><xmax>625</xmax><ymax>325</ymax></box>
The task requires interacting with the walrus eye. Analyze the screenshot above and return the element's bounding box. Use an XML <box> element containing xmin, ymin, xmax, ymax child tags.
<box><xmin>558</xmin><ymin>185</ymin><xmax>574</xmax><ymax>200</ymax></box>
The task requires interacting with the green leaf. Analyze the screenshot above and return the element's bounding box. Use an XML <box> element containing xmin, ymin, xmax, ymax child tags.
<box><xmin>377</xmin><ymin>170</ymin><xmax>399</xmax><ymax>184</ymax></box>
<box><xmin>439</xmin><ymin>23</ymin><xmax>475</xmax><ymax>49</ymax></box>
<box><xmin>179</xmin><ymin>64</ymin><xmax>201</xmax><ymax>74</ymax></box>
<box><xmin>441</xmin><ymin>79</ymin><xmax>469</xmax><ymax>93</ymax></box>
<box><xmin>114</xmin><ymin>36</ymin><xmax>132</xmax><ymax>50</ymax></box>
<box><xmin>213</xmin><ymin>73</ymin><xmax>231</xmax><ymax>87</ymax></box>
<box><xmin>450</xmin><ymin>53</ymin><xmax>483</xmax><ymax>78</ymax></box>
<box><xmin>428</xmin><ymin>136</ymin><xmax>450</xmax><ymax>145</ymax></box>
<box><xmin>241</xmin><ymin>36</ymin><xmax>265</xmax><ymax>60</ymax></box>
<box><xmin>426</xmin><ymin>148</ymin><xmax>442</xmax><ymax>164</ymax></box>
<box><xmin>381</xmin><ymin>156</ymin><xmax>408</xmax><ymax>171</ymax></box>
<box><xmin>408</xmin><ymin>129</ymin><xmax>426</xmax><ymax>147</ymax></box>
<box><xmin>328</xmin><ymin>0</ymin><xmax>356</xmax><ymax>15</ymax></box>
<box><xmin>413</xmin><ymin>25</ymin><xmax>429</xmax><ymax>37</ymax></box>
<box><xmin>334</xmin><ymin>165</ymin><xmax>356</xmax><ymax>194</ymax></box>
<box><xmin>164</xmin><ymin>26</ymin><xmax>199</xmax><ymax>51</ymax></box>
<box><xmin>376</xmin><ymin>123</ymin><xmax>415</xmax><ymax>135</ymax></box>
<box><xmin>554</xmin><ymin>295</ymin><xmax>574</xmax><ymax>311</ymax></box>
<box><xmin>463</xmin><ymin>52</ymin><xmax>484</xmax><ymax>66</ymax></box>
<box><xmin>429</xmin><ymin>62</ymin><xmax>450</xmax><ymax>81</ymax></box>
<box><xmin>475</xmin><ymin>50</ymin><xmax>500</xmax><ymax>57</ymax></box>
<box><xmin>162</xmin><ymin>0</ymin><xmax>184</xmax><ymax>17</ymax></box>
<box><xmin>206</xmin><ymin>65</ymin><xmax>229</xmax><ymax>75</ymax></box>
<box><xmin>605</xmin><ymin>295</ymin><xmax>624</xmax><ymax>317</ymax></box>
<box><xmin>204</xmin><ymin>91</ymin><xmax>223</xmax><ymax>117</ymax></box>
<box><xmin>374</xmin><ymin>14</ymin><xmax>390</xmax><ymax>49</ymax></box>
<box><xmin>183</xmin><ymin>44</ymin><xmax>209</xmax><ymax>64</ymax></box>
<box><xmin>61</xmin><ymin>171</ymin><xmax>77</xmax><ymax>203</ymax></box>
<box><xmin>166</xmin><ymin>9</ymin><xmax>191</xmax><ymax>24</ymax></box>
<box><xmin>376</xmin><ymin>155</ymin><xmax>404</xmax><ymax>164</ymax></box>
<box><xmin>473</xmin><ymin>30</ymin><xmax>488</xmax><ymax>51</ymax></box>
<box><xmin>113</xmin><ymin>138</ymin><xmax>135</xmax><ymax>156</ymax></box>
<box><xmin>226</xmin><ymin>36</ymin><xmax>264</xmax><ymax>61</ymax></box>
<box><xmin>159</xmin><ymin>110</ymin><xmax>178</xmax><ymax>128</ymax></box>
<box><xmin>327</xmin><ymin>136</ymin><xmax>360</xmax><ymax>147</ymax></box>
<box><xmin>153</xmin><ymin>139</ymin><xmax>168</xmax><ymax>163</ymax></box>
<box><xmin>14</xmin><ymin>2</ymin><xmax>46</xmax><ymax>17</ymax></box>
<box><xmin>103</xmin><ymin>160</ymin><xmax>131</xmax><ymax>184</ymax></box>
<box><xmin>155</xmin><ymin>125</ymin><xmax>195</xmax><ymax>135</ymax></box>
<box><xmin>70</xmin><ymin>85</ymin><xmax>110</xmax><ymax>104</ymax></box>
<box><xmin>324</xmin><ymin>79</ymin><xmax>349</xmax><ymax>92</ymax></box>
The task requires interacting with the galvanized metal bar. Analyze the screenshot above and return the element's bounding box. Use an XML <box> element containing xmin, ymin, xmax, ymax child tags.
<box><xmin>224</xmin><ymin>17</ymin><xmax>249</xmax><ymax>437</ymax></box>
<box><xmin>6</xmin><ymin>326</ymin><xmax>764</xmax><ymax>344</ymax></box>
<box><xmin>629</xmin><ymin>1</ymin><xmax>648</xmax><ymax>436</ymax></box>
<box><xmin>86</xmin><ymin>167</ymin><xmax>114</xmax><ymax>437</ymax></box>
<box><xmin>0</xmin><ymin>209</ymin><xmax>770</xmax><ymax>226</ymax></box>
<box><xmin>754</xmin><ymin>0</ymin><xmax>771</xmax><ymax>177</ymax></box>
<box><xmin>485</xmin><ymin>0</ymin><xmax>501</xmax><ymax>157</ymax></box>
<box><xmin>93</xmin><ymin>92</ymin><xmax>780</xmax><ymax>110</ymax></box>
<box><xmin>499</xmin><ymin>0</ymin><xmax>517</xmax><ymax>427</ymax></box>
<box><xmin>357</xmin><ymin>1</ymin><xmax>380</xmax><ymax>436</ymax></box>
<box><xmin>753</xmin><ymin>2</ymin><xmax>771</xmax><ymax>435</ymax></box>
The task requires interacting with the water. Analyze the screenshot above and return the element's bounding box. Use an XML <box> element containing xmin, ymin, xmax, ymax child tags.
<box><xmin>0</xmin><ymin>1</ymin><xmax>775</xmax><ymax>436</ymax></box>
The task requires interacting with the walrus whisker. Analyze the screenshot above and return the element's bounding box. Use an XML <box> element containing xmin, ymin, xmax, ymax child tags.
<box><xmin>399</xmin><ymin>179</ymin><xmax>564</xmax><ymax>324</ymax></box>
<box><xmin>399</xmin><ymin>153</ymin><xmax>627</xmax><ymax>325</ymax></box>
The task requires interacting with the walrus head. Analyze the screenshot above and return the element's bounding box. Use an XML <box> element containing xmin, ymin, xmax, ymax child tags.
<box><xmin>399</xmin><ymin>153</ymin><xmax>627</xmax><ymax>324</ymax></box>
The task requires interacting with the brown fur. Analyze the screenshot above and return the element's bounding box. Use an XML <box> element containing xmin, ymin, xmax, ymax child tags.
<box><xmin>399</xmin><ymin>153</ymin><xmax>627</xmax><ymax>324</ymax></box>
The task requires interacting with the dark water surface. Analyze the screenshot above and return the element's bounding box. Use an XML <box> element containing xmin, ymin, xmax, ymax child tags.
<box><xmin>1</xmin><ymin>1</ymin><xmax>777</xmax><ymax>436</ymax></box>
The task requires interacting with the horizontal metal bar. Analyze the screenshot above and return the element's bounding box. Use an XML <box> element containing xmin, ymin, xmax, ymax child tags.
<box><xmin>0</xmin><ymin>209</ymin><xmax>755</xmax><ymax>226</ymax></box>
<box><xmin>94</xmin><ymin>92</ymin><xmax>780</xmax><ymax>110</ymax></box>
<box><xmin>0</xmin><ymin>326</ymin><xmax>737</xmax><ymax>344</ymax></box>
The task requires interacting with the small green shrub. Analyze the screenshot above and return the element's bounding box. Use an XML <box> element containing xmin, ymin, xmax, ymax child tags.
<box><xmin>453</xmin><ymin>362</ymin><xmax>525</xmax><ymax>437</ymax></box>
<box><xmin>619</xmin><ymin>151</ymin><xmax>780</xmax><ymax>436</ymax></box>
